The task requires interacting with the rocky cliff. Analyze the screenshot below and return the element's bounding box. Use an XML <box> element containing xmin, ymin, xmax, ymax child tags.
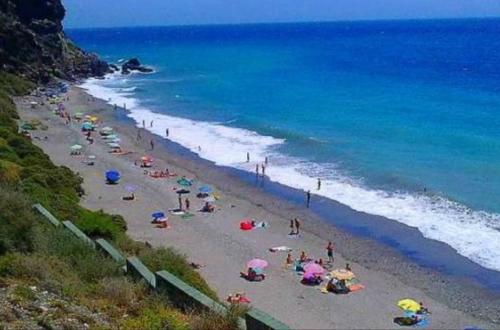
<box><xmin>0</xmin><ymin>0</ymin><xmax>110</xmax><ymax>82</ymax></box>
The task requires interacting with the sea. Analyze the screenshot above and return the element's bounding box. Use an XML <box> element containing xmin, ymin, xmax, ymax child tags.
<box><xmin>68</xmin><ymin>19</ymin><xmax>500</xmax><ymax>273</ymax></box>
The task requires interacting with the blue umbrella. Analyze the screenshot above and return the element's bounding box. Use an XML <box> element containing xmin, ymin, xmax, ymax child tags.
<box><xmin>152</xmin><ymin>211</ymin><xmax>165</xmax><ymax>219</ymax></box>
<box><xmin>105</xmin><ymin>170</ymin><xmax>121</xmax><ymax>183</ymax></box>
<box><xmin>198</xmin><ymin>185</ymin><xmax>213</xmax><ymax>194</ymax></box>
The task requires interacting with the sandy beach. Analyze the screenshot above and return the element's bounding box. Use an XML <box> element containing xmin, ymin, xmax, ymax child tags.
<box><xmin>15</xmin><ymin>85</ymin><xmax>500</xmax><ymax>329</ymax></box>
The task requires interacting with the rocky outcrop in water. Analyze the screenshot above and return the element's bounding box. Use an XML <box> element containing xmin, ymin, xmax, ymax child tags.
<box><xmin>121</xmin><ymin>58</ymin><xmax>153</xmax><ymax>74</ymax></box>
<box><xmin>0</xmin><ymin>0</ymin><xmax>111</xmax><ymax>82</ymax></box>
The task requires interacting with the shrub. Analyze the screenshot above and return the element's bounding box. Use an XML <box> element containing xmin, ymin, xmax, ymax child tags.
<box><xmin>139</xmin><ymin>247</ymin><xmax>218</xmax><ymax>301</ymax></box>
<box><xmin>121</xmin><ymin>305</ymin><xmax>190</xmax><ymax>330</ymax></box>
<box><xmin>190</xmin><ymin>304</ymin><xmax>247</xmax><ymax>330</ymax></box>
<box><xmin>31</xmin><ymin>226</ymin><xmax>121</xmax><ymax>282</ymax></box>
<box><xmin>0</xmin><ymin>159</ymin><xmax>21</xmax><ymax>183</ymax></box>
<box><xmin>75</xmin><ymin>209</ymin><xmax>126</xmax><ymax>241</ymax></box>
<box><xmin>0</xmin><ymin>185</ymin><xmax>37</xmax><ymax>254</ymax></box>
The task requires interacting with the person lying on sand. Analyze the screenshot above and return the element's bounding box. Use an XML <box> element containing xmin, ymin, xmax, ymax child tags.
<box><xmin>240</xmin><ymin>268</ymin><xmax>265</xmax><ymax>282</ymax></box>
<box><xmin>122</xmin><ymin>193</ymin><xmax>135</xmax><ymax>201</ymax></box>
<box><xmin>189</xmin><ymin>262</ymin><xmax>206</xmax><ymax>269</ymax></box>
<box><xmin>201</xmin><ymin>202</ymin><xmax>215</xmax><ymax>213</ymax></box>
<box><xmin>226</xmin><ymin>292</ymin><xmax>251</xmax><ymax>304</ymax></box>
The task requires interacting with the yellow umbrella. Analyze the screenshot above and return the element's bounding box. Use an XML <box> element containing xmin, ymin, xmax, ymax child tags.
<box><xmin>397</xmin><ymin>299</ymin><xmax>421</xmax><ymax>313</ymax></box>
<box><xmin>330</xmin><ymin>269</ymin><xmax>355</xmax><ymax>280</ymax></box>
<box><xmin>90</xmin><ymin>116</ymin><xmax>98</xmax><ymax>122</ymax></box>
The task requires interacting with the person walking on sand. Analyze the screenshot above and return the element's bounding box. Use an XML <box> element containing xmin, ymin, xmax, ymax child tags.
<box><xmin>246</xmin><ymin>152</ymin><xmax>250</xmax><ymax>162</ymax></box>
<box><xmin>317</xmin><ymin>178</ymin><xmax>321</xmax><ymax>190</ymax></box>
<box><xmin>326</xmin><ymin>241</ymin><xmax>334</xmax><ymax>264</ymax></box>
<box><xmin>150</xmin><ymin>139</ymin><xmax>154</xmax><ymax>150</ymax></box>
<box><xmin>306</xmin><ymin>190</ymin><xmax>311</xmax><ymax>208</ymax></box>
<box><xmin>289</xmin><ymin>219</ymin><xmax>295</xmax><ymax>235</ymax></box>
<box><xmin>136</xmin><ymin>129</ymin><xmax>142</xmax><ymax>141</ymax></box>
<box><xmin>185</xmin><ymin>198</ymin><xmax>190</xmax><ymax>211</ymax></box>
<box><xmin>294</xmin><ymin>218</ymin><xmax>301</xmax><ymax>235</ymax></box>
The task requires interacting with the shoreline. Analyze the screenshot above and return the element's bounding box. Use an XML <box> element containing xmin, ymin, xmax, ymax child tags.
<box><xmin>16</xmin><ymin>84</ymin><xmax>500</xmax><ymax>328</ymax></box>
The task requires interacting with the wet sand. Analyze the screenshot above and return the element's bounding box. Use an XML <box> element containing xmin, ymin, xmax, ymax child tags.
<box><xmin>15</xmin><ymin>85</ymin><xmax>500</xmax><ymax>329</ymax></box>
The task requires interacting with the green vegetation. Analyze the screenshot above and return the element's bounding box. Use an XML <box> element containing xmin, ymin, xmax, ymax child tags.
<box><xmin>0</xmin><ymin>71</ymin><xmax>242</xmax><ymax>328</ymax></box>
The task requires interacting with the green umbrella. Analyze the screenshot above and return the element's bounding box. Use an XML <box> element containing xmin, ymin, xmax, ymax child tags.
<box><xmin>74</xmin><ymin>112</ymin><xmax>84</xmax><ymax>119</ymax></box>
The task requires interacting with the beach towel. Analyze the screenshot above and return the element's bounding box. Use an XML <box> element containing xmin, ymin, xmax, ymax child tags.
<box><xmin>269</xmin><ymin>246</ymin><xmax>293</xmax><ymax>252</ymax></box>
<box><xmin>255</xmin><ymin>221</ymin><xmax>269</xmax><ymax>228</ymax></box>
<box><xmin>181</xmin><ymin>213</ymin><xmax>194</xmax><ymax>219</ymax></box>
<box><xmin>347</xmin><ymin>284</ymin><xmax>365</xmax><ymax>292</ymax></box>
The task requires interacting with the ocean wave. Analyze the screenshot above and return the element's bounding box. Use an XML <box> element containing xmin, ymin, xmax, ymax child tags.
<box><xmin>78</xmin><ymin>76</ymin><xmax>500</xmax><ymax>272</ymax></box>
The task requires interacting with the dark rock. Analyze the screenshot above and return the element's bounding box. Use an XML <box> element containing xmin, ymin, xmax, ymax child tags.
<box><xmin>109</xmin><ymin>64</ymin><xmax>119</xmax><ymax>71</ymax></box>
<box><xmin>121</xmin><ymin>57</ymin><xmax>153</xmax><ymax>74</ymax></box>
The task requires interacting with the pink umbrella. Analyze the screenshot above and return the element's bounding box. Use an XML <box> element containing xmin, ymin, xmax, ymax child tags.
<box><xmin>303</xmin><ymin>262</ymin><xmax>325</xmax><ymax>275</ymax></box>
<box><xmin>247</xmin><ymin>259</ymin><xmax>268</xmax><ymax>269</ymax></box>
<box><xmin>303</xmin><ymin>271</ymin><xmax>316</xmax><ymax>280</ymax></box>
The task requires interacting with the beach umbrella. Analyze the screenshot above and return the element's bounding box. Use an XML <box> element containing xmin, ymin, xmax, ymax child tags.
<box><xmin>70</xmin><ymin>144</ymin><xmax>82</xmax><ymax>151</ymax></box>
<box><xmin>152</xmin><ymin>211</ymin><xmax>165</xmax><ymax>219</ymax></box>
<box><xmin>81</xmin><ymin>122</ymin><xmax>93</xmax><ymax>130</ymax></box>
<box><xmin>203</xmin><ymin>196</ymin><xmax>216</xmax><ymax>203</ymax></box>
<box><xmin>124</xmin><ymin>184</ymin><xmax>137</xmax><ymax>193</ymax></box>
<box><xmin>74</xmin><ymin>112</ymin><xmax>83</xmax><ymax>119</ymax></box>
<box><xmin>303</xmin><ymin>262</ymin><xmax>325</xmax><ymax>275</ymax></box>
<box><xmin>198</xmin><ymin>185</ymin><xmax>213</xmax><ymax>194</ymax></box>
<box><xmin>331</xmin><ymin>269</ymin><xmax>355</xmax><ymax>281</ymax></box>
<box><xmin>176</xmin><ymin>189</ymin><xmax>190</xmax><ymax>194</ymax></box>
<box><xmin>177</xmin><ymin>177</ymin><xmax>192</xmax><ymax>187</ymax></box>
<box><xmin>100</xmin><ymin>127</ymin><xmax>113</xmax><ymax>135</ymax></box>
<box><xmin>247</xmin><ymin>259</ymin><xmax>268</xmax><ymax>269</ymax></box>
<box><xmin>303</xmin><ymin>271</ymin><xmax>319</xmax><ymax>280</ymax></box>
<box><xmin>108</xmin><ymin>142</ymin><xmax>121</xmax><ymax>149</ymax></box>
<box><xmin>103</xmin><ymin>134</ymin><xmax>118</xmax><ymax>140</ymax></box>
<box><xmin>397</xmin><ymin>299</ymin><xmax>421</xmax><ymax>313</ymax></box>
<box><xmin>90</xmin><ymin>116</ymin><xmax>98</xmax><ymax>122</ymax></box>
<box><xmin>141</xmin><ymin>155</ymin><xmax>154</xmax><ymax>162</ymax></box>
<box><xmin>105</xmin><ymin>170</ymin><xmax>121</xmax><ymax>183</ymax></box>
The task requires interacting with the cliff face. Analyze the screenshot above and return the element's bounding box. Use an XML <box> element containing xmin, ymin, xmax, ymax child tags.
<box><xmin>0</xmin><ymin>0</ymin><xmax>110</xmax><ymax>82</ymax></box>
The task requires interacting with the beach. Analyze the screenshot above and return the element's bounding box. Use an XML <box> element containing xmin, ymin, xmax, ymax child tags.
<box><xmin>15</xmin><ymin>85</ymin><xmax>500</xmax><ymax>329</ymax></box>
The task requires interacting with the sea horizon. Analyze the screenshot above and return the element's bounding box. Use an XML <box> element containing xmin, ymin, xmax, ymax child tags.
<box><xmin>69</xmin><ymin>18</ymin><xmax>500</xmax><ymax>273</ymax></box>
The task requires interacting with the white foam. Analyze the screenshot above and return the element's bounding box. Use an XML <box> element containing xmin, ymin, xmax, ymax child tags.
<box><xmin>79</xmin><ymin>76</ymin><xmax>500</xmax><ymax>272</ymax></box>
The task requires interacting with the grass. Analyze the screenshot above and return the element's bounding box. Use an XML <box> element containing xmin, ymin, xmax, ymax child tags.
<box><xmin>0</xmin><ymin>70</ymin><xmax>243</xmax><ymax>329</ymax></box>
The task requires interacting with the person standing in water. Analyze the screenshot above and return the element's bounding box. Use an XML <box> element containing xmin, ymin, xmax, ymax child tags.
<box><xmin>166</xmin><ymin>128</ymin><xmax>169</xmax><ymax>137</ymax></box>
<box><xmin>255</xmin><ymin>164</ymin><xmax>259</xmax><ymax>176</ymax></box>
<box><xmin>306</xmin><ymin>190</ymin><xmax>311</xmax><ymax>208</ymax></box>
<box><xmin>261</xmin><ymin>164</ymin><xmax>266</xmax><ymax>177</ymax></box>
<box><xmin>150</xmin><ymin>120</ymin><xmax>154</xmax><ymax>128</ymax></box>
<box><xmin>265</xmin><ymin>156</ymin><xmax>268</xmax><ymax>165</ymax></box>
<box><xmin>142</xmin><ymin>120</ymin><xmax>145</xmax><ymax>128</ymax></box>
<box><xmin>246</xmin><ymin>152</ymin><xmax>250</xmax><ymax>162</ymax></box>
<box><xmin>317</xmin><ymin>178</ymin><xmax>321</xmax><ymax>190</ymax></box>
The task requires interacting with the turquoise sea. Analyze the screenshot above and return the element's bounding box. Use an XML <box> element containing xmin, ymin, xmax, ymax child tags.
<box><xmin>68</xmin><ymin>19</ymin><xmax>500</xmax><ymax>272</ymax></box>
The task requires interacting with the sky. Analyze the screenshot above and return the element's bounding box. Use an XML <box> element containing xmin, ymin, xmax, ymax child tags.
<box><xmin>62</xmin><ymin>0</ymin><xmax>500</xmax><ymax>29</ymax></box>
